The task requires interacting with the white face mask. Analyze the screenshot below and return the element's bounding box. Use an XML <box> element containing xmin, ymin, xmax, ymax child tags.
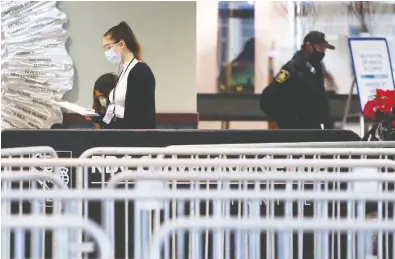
<box><xmin>104</xmin><ymin>43</ymin><xmax>122</xmax><ymax>64</ymax></box>
<box><xmin>99</xmin><ymin>98</ymin><xmax>108</xmax><ymax>108</ymax></box>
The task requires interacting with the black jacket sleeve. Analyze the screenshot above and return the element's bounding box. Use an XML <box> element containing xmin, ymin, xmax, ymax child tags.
<box><xmin>259</xmin><ymin>68</ymin><xmax>301</xmax><ymax>129</ymax></box>
<box><xmin>123</xmin><ymin>63</ymin><xmax>156</xmax><ymax>129</ymax></box>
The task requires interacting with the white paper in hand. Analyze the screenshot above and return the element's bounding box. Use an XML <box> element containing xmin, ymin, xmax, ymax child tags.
<box><xmin>52</xmin><ymin>100</ymin><xmax>99</xmax><ymax>117</ymax></box>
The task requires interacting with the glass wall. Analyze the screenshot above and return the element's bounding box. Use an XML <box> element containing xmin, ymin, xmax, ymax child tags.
<box><xmin>217</xmin><ymin>1</ymin><xmax>255</xmax><ymax>94</ymax></box>
<box><xmin>295</xmin><ymin>2</ymin><xmax>395</xmax><ymax>94</ymax></box>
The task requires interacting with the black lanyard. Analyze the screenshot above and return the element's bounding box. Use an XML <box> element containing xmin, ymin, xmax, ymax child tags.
<box><xmin>112</xmin><ymin>58</ymin><xmax>135</xmax><ymax>117</ymax></box>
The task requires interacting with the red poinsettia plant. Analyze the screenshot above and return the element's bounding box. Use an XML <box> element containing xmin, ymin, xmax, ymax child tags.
<box><xmin>362</xmin><ymin>89</ymin><xmax>395</xmax><ymax>141</ymax></box>
<box><xmin>363</xmin><ymin>89</ymin><xmax>395</xmax><ymax>120</ymax></box>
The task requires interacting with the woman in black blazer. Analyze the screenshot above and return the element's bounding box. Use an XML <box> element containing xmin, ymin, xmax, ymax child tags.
<box><xmin>101</xmin><ymin>21</ymin><xmax>156</xmax><ymax>129</ymax></box>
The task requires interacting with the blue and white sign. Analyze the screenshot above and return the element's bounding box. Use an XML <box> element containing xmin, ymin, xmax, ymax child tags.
<box><xmin>348</xmin><ymin>37</ymin><xmax>395</xmax><ymax>111</ymax></box>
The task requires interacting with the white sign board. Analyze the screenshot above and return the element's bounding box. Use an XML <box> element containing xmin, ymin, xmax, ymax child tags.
<box><xmin>348</xmin><ymin>37</ymin><xmax>395</xmax><ymax>112</ymax></box>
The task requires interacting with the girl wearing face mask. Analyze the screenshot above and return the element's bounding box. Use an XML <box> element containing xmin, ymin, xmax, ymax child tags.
<box><xmin>86</xmin><ymin>73</ymin><xmax>119</xmax><ymax>129</ymax></box>
<box><xmin>102</xmin><ymin>21</ymin><xmax>156</xmax><ymax>129</ymax></box>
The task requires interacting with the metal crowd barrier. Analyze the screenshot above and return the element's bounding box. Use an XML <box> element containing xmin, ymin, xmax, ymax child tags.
<box><xmin>164</xmin><ymin>141</ymin><xmax>395</xmax><ymax>149</ymax></box>
<box><xmin>2</xmin><ymin>155</ymin><xmax>395</xmax><ymax>259</ymax></box>
<box><xmin>1</xmin><ymin>215</ymin><xmax>113</xmax><ymax>259</ymax></box>
<box><xmin>1</xmin><ymin>172</ymin><xmax>71</xmax><ymax>259</ymax></box>
<box><xmin>1</xmin><ymin>146</ymin><xmax>63</xmax><ymax>259</ymax></box>
<box><xmin>1</xmin><ymin>146</ymin><xmax>59</xmax><ymax>158</ymax></box>
<box><xmin>2</xmin><ymin>188</ymin><xmax>395</xmax><ymax>259</ymax></box>
<box><xmin>148</xmin><ymin>217</ymin><xmax>395</xmax><ymax>259</ymax></box>
<box><xmin>76</xmin><ymin>146</ymin><xmax>395</xmax><ymax>258</ymax></box>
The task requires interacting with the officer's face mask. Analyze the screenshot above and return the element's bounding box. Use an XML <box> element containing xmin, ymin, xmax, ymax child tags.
<box><xmin>310</xmin><ymin>47</ymin><xmax>325</xmax><ymax>64</ymax></box>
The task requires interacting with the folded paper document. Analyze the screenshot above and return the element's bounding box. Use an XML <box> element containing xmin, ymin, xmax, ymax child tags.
<box><xmin>52</xmin><ymin>100</ymin><xmax>99</xmax><ymax>117</ymax></box>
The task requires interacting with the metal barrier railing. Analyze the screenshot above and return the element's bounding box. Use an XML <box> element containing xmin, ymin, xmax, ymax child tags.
<box><xmin>2</xmin><ymin>156</ymin><xmax>395</xmax><ymax>259</ymax></box>
<box><xmin>2</xmin><ymin>144</ymin><xmax>395</xmax><ymax>259</ymax></box>
<box><xmin>2</xmin><ymin>186</ymin><xmax>395</xmax><ymax>259</ymax></box>
<box><xmin>1</xmin><ymin>146</ymin><xmax>59</xmax><ymax>157</ymax></box>
<box><xmin>103</xmin><ymin>166</ymin><xmax>395</xmax><ymax>259</ymax></box>
<box><xmin>1</xmin><ymin>215</ymin><xmax>114</xmax><ymax>259</ymax></box>
<box><xmin>148</xmin><ymin>217</ymin><xmax>395</xmax><ymax>259</ymax></box>
<box><xmin>77</xmin><ymin>147</ymin><xmax>395</xmax><ymax>258</ymax></box>
<box><xmin>1</xmin><ymin>147</ymin><xmax>62</xmax><ymax>259</ymax></box>
<box><xmin>1</xmin><ymin>172</ymin><xmax>76</xmax><ymax>259</ymax></box>
<box><xmin>165</xmin><ymin>141</ymin><xmax>395</xmax><ymax>148</ymax></box>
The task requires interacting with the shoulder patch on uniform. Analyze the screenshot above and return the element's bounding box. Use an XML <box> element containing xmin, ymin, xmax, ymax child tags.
<box><xmin>275</xmin><ymin>69</ymin><xmax>290</xmax><ymax>83</ymax></box>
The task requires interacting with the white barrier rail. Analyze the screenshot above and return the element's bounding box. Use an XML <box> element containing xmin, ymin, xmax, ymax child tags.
<box><xmin>2</xmin><ymin>172</ymin><xmax>69</xmax><ymax>189</ymax></box>
<box><xmin>148</xmin><ymin>218</ymin><xmax>395</xmax><ymax>259</ymax></box>
<box><xmin>1</xmin><ymin>169</ymin><xmax>66</xmax><ymax>259</ymax></box>
<box><xmin>3</xmin><ymin>188</ymin><xmax>394</xmax><ymax>259</ymax></box>
<box><xmin>2</xmin><ymin>189</ymin><xmax>395</xmax><ymax>201</ymax></box>
<box><xmin>165</xmin><ymin>141</ymin><xmax>395</xmax><ymax>149</ymax></box>
<box><xmin>76</xmin><ymin>145</ymin><xmax>394</xmax><ymax>259</ymax></box>
<box><xmin>2</xmin><ymin>168</ymin><xmax>395</xmax><ymax>259</ymax></box>
<box><xmin>78</xmin><ymin>146</ymin><xmax>395</xmax><ymax>156</ymax></box>
<box><xmin>1</xmin><ymin>215</ymin><xmax>114</xmax><ymax>259</ymax></box>
<box><xmin>3</xmin><ymin>170</ymin><xmax>395</xmax><ymax>183</ymax></box>
<box><xmin>1</xmin><ymin>146</ymin><xmax>59</xmax><ymax>157</ymax></box>
<box><xmin>2</xmin><ymin>151</ymin><xmax>395</xmax><ymax>259</ymax></box>
<box><xmin>2</xmin><ymin>157</ymin><xmax>395</xmax><ymax>167</ymax></box>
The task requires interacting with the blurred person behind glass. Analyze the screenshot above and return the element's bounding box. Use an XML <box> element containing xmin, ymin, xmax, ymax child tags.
<box><xmin>86</xmin><ymin>73</ymin><xmax>119</xmax><ymax>129</ymax></box>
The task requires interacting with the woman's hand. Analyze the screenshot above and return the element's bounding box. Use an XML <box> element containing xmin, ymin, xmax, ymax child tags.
<box><xmin>86</xmin><ymin>109</ymin><xmax>96</xmax><ymax>121</ymax></box>
<box><xmin>93</xmin><ymin>122</ymin><xmax>102</xmax><ymax>129</ymax></box>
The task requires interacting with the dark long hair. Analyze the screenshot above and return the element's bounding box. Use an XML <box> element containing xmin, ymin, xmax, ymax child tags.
<box><xmin>92</xmin><ymin>73</ymin><xmax>119</xmax><ymax>113</ymax></box>
<box><xmin>104</xmin><ymin>21</ymin><xmax>142</xmax><ymax>60</ymax></box>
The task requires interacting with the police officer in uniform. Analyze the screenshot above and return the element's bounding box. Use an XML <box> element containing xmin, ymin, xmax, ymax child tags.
<box><xmin>260</xmin><ymin>31</ymin><xmax>335</xmax><ymax>129</ymax></box>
